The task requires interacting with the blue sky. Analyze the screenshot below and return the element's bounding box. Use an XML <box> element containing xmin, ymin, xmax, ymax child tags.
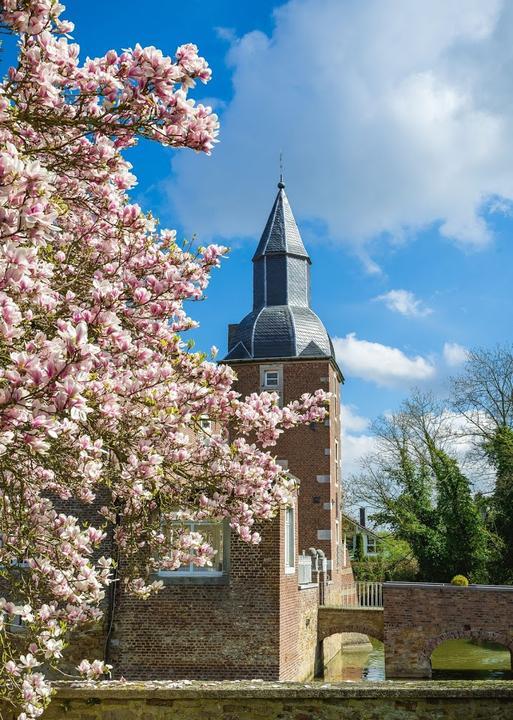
<box><xmin>4</xmin><ymin>0</ymin><xmax>513</xmax><ymax>476</ymax></box>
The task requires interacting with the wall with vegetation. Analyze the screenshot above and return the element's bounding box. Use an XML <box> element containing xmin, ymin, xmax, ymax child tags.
<box><xmin>24</xmin><ymin>680</ymin><xmax>513</xmax><ymax>720</ymax></box>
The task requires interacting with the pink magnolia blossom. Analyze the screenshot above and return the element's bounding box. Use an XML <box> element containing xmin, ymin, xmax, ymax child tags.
<box><xmin>0</xmin><ymin>2</ymin><xmax>328</xmax><ymax>718</ymax></box>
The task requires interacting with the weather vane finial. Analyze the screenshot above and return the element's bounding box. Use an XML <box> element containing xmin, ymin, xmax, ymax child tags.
<box><xmin>278</xmin><ymin>151</ymin><xmax>285</xmax><ymax>189</ymax></box>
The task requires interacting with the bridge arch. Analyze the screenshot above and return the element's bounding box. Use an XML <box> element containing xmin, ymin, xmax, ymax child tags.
<box><xmin>320</xmin><ymin>623</ymin><xmax>384</xmax><ymax>644</ymax></box>
<box><xmin>420</xmin><ymin>629</ymin><xmax>513</xmax><ymax>670</ymax></box>
<box><xmin>317</xmin><ymin>607</ymin><xmax>384</xmax><ymax>643</ymax></box>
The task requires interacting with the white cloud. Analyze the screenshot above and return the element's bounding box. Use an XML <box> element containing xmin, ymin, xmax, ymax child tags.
<box><xmin>341</xmin><ymin>404</ymin><xmax>370</xmax><ymax>433</ymax></box>
<box><xmin>443</xmin><ymin>342</ymin><xmax>468</xmax><ymax>366</ymax></box>
<box><xmin>167</xmin><ymin>0</ymin><xmax>513</xmax><ymax>261</ymax></box>
<box><xmin>341</xmin><ymin>430</ymin><xmax>377</xmax><ymax>479</ymax></box>
<box><xmin>333</xmin><ymin>333</ymin><xmax>435</xmax><ymax>387</ymax></box>
<box><xmin>340</xmin><ymin>404</ymin><xmax>375</xmax><ymax>481</ymax></box>
<box><xmin>375</xmin><ymin>289</ymin><xmax>432</xmax><ymax>317</ymax></box>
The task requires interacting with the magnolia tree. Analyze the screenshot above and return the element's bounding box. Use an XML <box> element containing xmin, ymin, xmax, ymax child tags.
<box><xmin>0</xmin><ymin>2</ymin><xmax>327</xmax><ymax>717</ymax></box>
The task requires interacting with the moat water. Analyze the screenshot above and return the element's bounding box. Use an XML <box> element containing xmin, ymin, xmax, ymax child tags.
<box><xmin>322</xmin><ymin>639</ymin><xmax>513</xmax><ymax>681</ymax></box>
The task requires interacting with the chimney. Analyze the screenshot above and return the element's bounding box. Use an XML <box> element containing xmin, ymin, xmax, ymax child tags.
<box><xmin>359</xmin><ymin>507</ymin><xmax>366</xmax><ymax>528</ymax></box>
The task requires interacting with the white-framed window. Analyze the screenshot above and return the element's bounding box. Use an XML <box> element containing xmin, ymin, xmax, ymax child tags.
<box><xmin>264</xmin><ymin>370</ymin><xmax>280</xmax><ymax>387</ymax></box>
<box><xmin>159</xmin><ymin>521</ymin><xmax>225</xmax><ymax>576</ymax></box>
<box><xmin>199</xmin><ymin>416</ymin><xmax>212</xmax><ymax>446</ymax></box>
<box><xmin>5</xmin><ymin>613</ymin><xmax>24</xmax><ymax>632</ymax></box>
<box><xmin>0</xmin><ymin>535</ymin><xmax>29</xmax><ymax>568</ymax></box>
<box><xmin>366</xmin><ymin>535</ymin><xmax>377</xmax><ymax>554</ymax></box>
<box><xmin>284</xmin><ymin>507</ymin><xmax>295</xmax><ymax>573</ymax></box>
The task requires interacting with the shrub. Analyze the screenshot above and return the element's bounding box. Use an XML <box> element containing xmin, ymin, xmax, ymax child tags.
<box><xmin>451</xmin><ymin>574</ymin><xmax>469</xmax><ymax>586</ymax></box>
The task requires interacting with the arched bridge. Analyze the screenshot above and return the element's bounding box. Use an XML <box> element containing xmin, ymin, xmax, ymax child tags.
<box><xmin>319</xmin><ymin>582</ymin><xmax>513</xmax><ymax>678</ymax></box>
<box><xmin>384</xmin><ymin>582</ymin><xmax>513</xmax><ymax>678</ymax></box>
<box><xmin>318</xmin><ymin>606</ymin><xmax>384</xmax><ymax>643</ymax></box>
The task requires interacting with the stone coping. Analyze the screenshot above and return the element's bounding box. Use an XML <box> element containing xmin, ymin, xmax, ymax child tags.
<box><xmin>385</xmin><ymin>581</ymin><xmax>513</xmax><ymax>592</ymax></box>
<box><xmin>321</xmin><ymin>605</ymin><xmax>382</xmax><ymax>611</ymax></box>
<box><xmin>51</xmin><ymin>680</ymin><xmax>513</xmax><ymax>700</ymax></box>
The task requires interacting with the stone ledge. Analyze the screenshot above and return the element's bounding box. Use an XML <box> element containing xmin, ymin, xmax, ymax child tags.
<box><xmin>385</xmin><ymin>581</ymin><xmax>513</xmax><ymax>593</ymax></box>
<box><xmin>51</xmin><ymin>680</ymin><xmax>513</xmax><ymax>701</ymax></box>
<box><xmin>320</xmin><ymin>605</ymin><xmax>383</xmax><ymax>612</ymax></box>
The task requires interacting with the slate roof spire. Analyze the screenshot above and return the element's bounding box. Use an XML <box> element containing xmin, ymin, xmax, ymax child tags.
<box><xmin>252</xmin><ymin>178</ymin><xmax>310</xmax><ymax>263</ymax></box>
<box><xmin>224</xmin><ymin>178</ymin><xmax>338</xmax><ymax>367</ymax></box>
<box><xmin>252</xmin><ymin>179</ymin><xmax>311</xmax><ymax>312</ymax></box>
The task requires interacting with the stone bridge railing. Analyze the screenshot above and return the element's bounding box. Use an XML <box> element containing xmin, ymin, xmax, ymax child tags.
<box><xmin>341</xmin><ymin>581</ymin><xmax>383</xmax><ymax>608</ymax></box>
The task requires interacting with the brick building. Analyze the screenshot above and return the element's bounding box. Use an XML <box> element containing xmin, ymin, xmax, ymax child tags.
<box><xmin>107</xmin><ymin>178</ymin><xmax>353</xmax><ymax>681</ymax></box>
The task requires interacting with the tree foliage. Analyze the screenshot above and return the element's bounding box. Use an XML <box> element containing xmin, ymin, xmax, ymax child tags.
<box><xmin>451</xmin><ymin>346</ymin><xmax>513</xmax><ymax>583</ymax></box>
<box><xmin>483</xmin><ymin>425</ymin><xmax>513</xmax><ymax>582</ymax></box>
<box><xmin>353</xmin><ymin>346</ymin><xmax>513</xmax><ymax>585</ymax></box>
<box><xmin>351</xmin><ymin>535</ymin><xmax>418</xmax><ymax>582</ymax></box>
<box><xmin>0</xmin><ymin>2</ymin><xmax>328</xmax><ymax>716</ymax></box>
<box><xmin>353</xmin><ymin>393</ymin><xmax>492</xmax><ymax>583</ymax></box>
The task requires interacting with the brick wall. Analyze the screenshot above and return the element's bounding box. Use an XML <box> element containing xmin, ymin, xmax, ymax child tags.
<box><xmin>318</xmin><ymin>607</ymin><xmax>384</xmax><ymax>643</ymax></box>
<box><xmin>231</xmin><ymin>359</ymin><xmax>352</xmax><ymax>582</ymax></box>
<box><xmin>109</xmin><ymin>517</ymin><xmax>282</xmax><ymax>680</ymax></box>
<box><xmin>229</xmin><ymin>357</ymin><xmax>354</xmax><ymax>680</ymax></box>
<box><xmin>79</xmin><ymin>355</ymin><xmax>355</xmax><ymax>683</ymax></box>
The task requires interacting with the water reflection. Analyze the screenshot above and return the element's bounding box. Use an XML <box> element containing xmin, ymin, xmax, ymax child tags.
<box><xmin>323</xmin><ymin>640</ymin><xmax>385</xmax><ymax>681</ymax></box>
<box><xmin>431</xmin><ymin>639</ymin><xmax>512</xmax><ymax>680</ymax></box>
<box><xmin>322</xmin><ymin>639</ymin><xmax>512</xmax><ymax>682</ymax></box>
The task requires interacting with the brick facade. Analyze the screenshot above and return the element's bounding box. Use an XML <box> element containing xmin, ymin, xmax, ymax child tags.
<box><xmin>103</xmin><ymin>352</ymin><xmax>354</xmax><ymax>682</ymax></box>
<box><xmin>110</xmin><ymin>521</ymin><xmax>283</xmax><ymax>680</ymax></box>
<box><xmin>231</xmin><ymin>360</ymin><xmax>341</xmax><ymax>565</ymax></box>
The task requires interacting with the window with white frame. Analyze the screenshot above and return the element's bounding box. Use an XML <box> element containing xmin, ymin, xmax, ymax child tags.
<box><xmin>366</xmin><ymin>535</ymin><xmax>377</xmax><ymax>554</ymax></box>
<box><xmin>199</xmin><ymin>416</ymin><xmax>212</xmax><ymax>446</ymax></box>
<box><xmin>263</xmin><ymin>370</ymin><xmax>280</xmax><ymax>388</ymax></box>
<box><xmin>160</xmin><ymin>521</ymin><xmax>225</xmax><ymax>576</ymax></box>
<box><xmin>284</xmin><ymin>507</ymin><xmax>295</xmax><ymax>573</ymax></box>
<box><xmin>0</xmin><ymin>534</ymin><xmax>29</xmax><ymax>568</ymax></box>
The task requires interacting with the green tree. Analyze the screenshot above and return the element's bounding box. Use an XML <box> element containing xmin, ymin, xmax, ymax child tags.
<box><xmin>429</xmin><ymin>445</ymin><xmax>491</xmax><ymax>582</ymax></box>
<box><xmin>352</xmin><ymin>392</ymin><xmax>492</xmax><ymax>582</ymax></box>
<box><xmin>450</xmin><ymin>345</ymin><xmax>513</xmax><ymax>583</ymax></box>
<box><xmin>483</xmin><ymin>426</ymin><xmax>513</xmax><ymax>582</ymax></box>
<box><xmin>352</xmin><ymin>535</ymin><xmax>418</xmax><ymax>582</ymax></box>
<box><xmin>353</xmin><ymin>533</ymin><xmax>365</xmax><ymax>562</ymax></box>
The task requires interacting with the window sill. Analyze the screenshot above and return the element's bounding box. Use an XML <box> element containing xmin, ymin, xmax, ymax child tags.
<box><xmin>284</xmin><ymin>567</ymin><xmax>296</xmax><ymax>575</ymax></box>
<box><xmin>298</xmin><ymin>582</ymin><xmax>318</xmax><ymax>590</ymax></box>
<box><xmin>155</xmin><ymin>573</ymin><xmax>229</xmax><ymax>586</ymax></box>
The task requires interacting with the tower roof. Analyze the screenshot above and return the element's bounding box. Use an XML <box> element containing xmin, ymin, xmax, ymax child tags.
<box><xmin>224</xmin><ymin>179</ymin><xmax>341</xmax><ymax>378</ymax></box>
<box><xmin>252</xmin><ymin>181</ymin><xmax>311</xmax><ymax>262</ymax></box>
